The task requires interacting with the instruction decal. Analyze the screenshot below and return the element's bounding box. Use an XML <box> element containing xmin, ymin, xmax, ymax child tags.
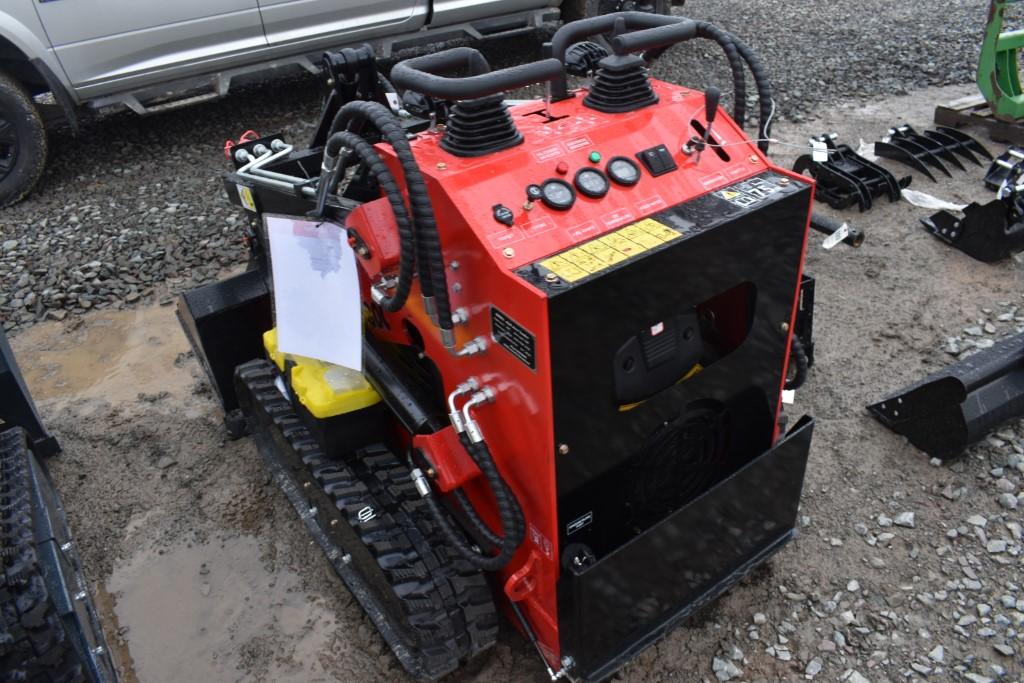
<box><xmin>538</xmin><ymin>218</ymin><xmax>682</xmax><ymax>284</ymax></box>
<box><xmin>491</xmin><ymin>306</ymin><xmax>536</xmax><ymax>370</ymax></box>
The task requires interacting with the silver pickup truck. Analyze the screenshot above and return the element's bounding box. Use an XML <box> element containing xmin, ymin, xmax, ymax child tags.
<box><xmin>0</xmin><ymin>0</ymin><xmax>677</xmax><ymax>207</ymax></box>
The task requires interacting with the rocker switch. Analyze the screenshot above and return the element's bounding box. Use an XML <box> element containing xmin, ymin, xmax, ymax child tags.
<box><xmin>637</xmin><ymin>144</ymin><xmax>678</xmax><ymax>177</ymax></box>
<box><xmin>492</xmin><ymin>204</ymin><xmax>515</xmax><ymax>227</ymax></box>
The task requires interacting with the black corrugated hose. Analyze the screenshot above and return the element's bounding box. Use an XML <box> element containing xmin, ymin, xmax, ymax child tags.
<box><xmin>785</xmin><ymin>336</ymin><xmax>809</xmax><ymax>391</ymax></box>
<box><xmin>325</xmin><ymin>101</ymin><xmax>454</xmax><ymax>333</ymax></box>
<box><xmin>321</xmin><ymin>131</ymin><xmax>416</xmax><ymax>312</ymax></box>
<box><xmin>644</xmin><ymin>20</ymin><xmax>774</xmax><ymax>154</ymax></box>
<box><xmin>416</xmin><ymin>431</ymin><xmax>526</xmax><ymax>572</ymax></box>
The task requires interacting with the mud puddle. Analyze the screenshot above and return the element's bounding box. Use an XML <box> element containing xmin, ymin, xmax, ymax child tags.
<box><xmin>107</xmin><ymin>534</ymin><xmax>338</xmax><ymax>683</ymax></box>
<box><xmin>12</xmin><ymin>305</ymin><xmax>193</xmax><ymax>403</ymax></box>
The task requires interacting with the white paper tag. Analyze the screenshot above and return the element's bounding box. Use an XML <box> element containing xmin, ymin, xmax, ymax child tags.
<box><xmin>822</xmin><ymin>222</ymin><xmax>850</xmax><ymax>249</ymax></box>
<box><xmin>782</xmin><ymin>389</ymin><xmax>796</xmax><ymax>405</ymax></box>
<box><xmin>266</xmin><ymin>216</ymin><xmax>363</xmax><ymax>372</ymax></box>
<box><xmin>810</xmin><ymin>139</ymin><xmax>829</xmax><ymax>163</ymax></box>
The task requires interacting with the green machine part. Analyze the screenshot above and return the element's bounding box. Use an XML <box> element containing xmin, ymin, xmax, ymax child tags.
<box><xmin>979</xmin><ymin>0</ymin><xmax>1024</xmax><ymax>121</ymax></box>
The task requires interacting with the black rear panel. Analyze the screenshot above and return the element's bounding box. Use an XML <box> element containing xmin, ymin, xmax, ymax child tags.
<box><xmin>522</xmin><ymin>172</ymin><xmax>812</xmax><ymax>678</ymax></box>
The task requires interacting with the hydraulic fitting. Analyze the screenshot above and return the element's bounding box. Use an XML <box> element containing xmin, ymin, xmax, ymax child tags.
<box><xmin>462</xmin><ymin>386</ymin><xmax>497</xmax><ymax>443</ymax></box>
<box><xmin>447</xmin><ymin>378</ymin><xmax>480</xmax><ymax>433</ymax></box>
<box><xmin>410</xmin><ymin>468</ymin><xmax>432</xmax><ymax>497</ymax></box>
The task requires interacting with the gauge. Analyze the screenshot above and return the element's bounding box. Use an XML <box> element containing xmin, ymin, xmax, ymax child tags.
<box><xmin>540</xmin><ymin>178</ymin><xmax>576</xmax><ymax>211</ymax></box>
<box><xmin>606</xmin><ymin>156</ymin><xmax>641</xmax><ymax>186</ymax></box>
<box><xmin>574</xmin><ymin>167</ymin><xmax>610</xmax><ymax>199</ymax></box>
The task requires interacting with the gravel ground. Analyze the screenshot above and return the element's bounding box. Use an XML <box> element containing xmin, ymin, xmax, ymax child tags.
<box><xmin>0</xmin><ymin>0</ymin><xmax>995</xmax><ymax>333</ymax></box>
<box><xmin>6</xmin><ymin>2</ymin><xmax>1024</xmax><ymax>682</ymax></box>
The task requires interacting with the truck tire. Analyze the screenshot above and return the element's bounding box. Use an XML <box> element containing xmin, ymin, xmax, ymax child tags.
<box><xmin>0</xmin><ymin>428</ymin><xmax>118</xmax><ymax>683</ymax></box>
<box><xmin>561</xmin><ymin>0</ymin><xmax>674</xmax><ymax>23</ymax></box>
<box><xmin>0</xmin><ymin>70</ymin><xmax>47</xmax><ymax>207</ymax></box>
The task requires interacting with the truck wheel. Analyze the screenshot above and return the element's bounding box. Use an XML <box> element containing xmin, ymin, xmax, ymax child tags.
<box><xmin>0</xmin><ymin>428</ymin><xmax>118</xmax><ymax>683</ymax></box>
<box><xmin>0</xmin><ymin>70</ymin><xmax>47</xmax><ymax>207</ymax></box>
<box><xmin>562</xmin><ymin>0</ymin><xmax>673</xmax><ymax>23</ymax></box>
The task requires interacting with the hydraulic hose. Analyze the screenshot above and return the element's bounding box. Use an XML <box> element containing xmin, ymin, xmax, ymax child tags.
<box><xmin>785</xmin><ymin>336</ymin><xmax>809</xmax><ymax>391</ymax></box>
<box><xmin>414</xmin><ymin>434</ymin><xmax>526</xmax><ymax>572</ymax></box>
<box><xmin>321</xmin><ymin>131</ymin><xmax>415</xmax><ymax>312</ymax></box>
<box><xmin>726</xmin><ymin>32</ymin><xmax>775</xmax><ymax>153</ymax></box>
<box><xmin>692</xmin><ymin>22</ymin><xmax>748</xmax><ymax>128</ymax></box>
<box><xmin>644</xmin><ymin>20</ymin><xmax>773</xmax><ymax>154</ymax></box>
<box><xmin>326</xmin><ymin>101</ymin><xmax>455</xmax><ymax>336</ymax></box>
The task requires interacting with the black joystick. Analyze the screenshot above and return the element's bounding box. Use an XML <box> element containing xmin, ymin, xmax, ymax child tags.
<box><xmin>683</xmin><ymin>86</ymin><xmax>722</xmax><ymax>164</ymax></box>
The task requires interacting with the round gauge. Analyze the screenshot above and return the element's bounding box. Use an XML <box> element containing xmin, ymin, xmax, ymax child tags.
<box><xmin>606</xmin><ymin>156</ymin><xmax>641</xmax><ymax>186</ymax></box>
<box><xmin>574</xmin><ymin>167</ymin><xmax>610</xmax><ymax>199</ymax></box>
<box><xmin>540</xmin><ymin>178</ymin><xmax>576</xmax><ymax>211</ymax></box>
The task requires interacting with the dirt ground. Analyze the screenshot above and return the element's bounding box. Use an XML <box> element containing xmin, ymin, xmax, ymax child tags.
<box><xmin>11</xmin><ymin>83</ymin><xmax>1024</xmax><ymax>682</ymax></box>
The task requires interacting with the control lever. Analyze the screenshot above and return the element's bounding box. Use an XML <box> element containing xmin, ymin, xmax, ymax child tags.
<box><xmin>682</xmin><ymin>86</ymin><xmax>721</xmax><ymax>164</ymax></box>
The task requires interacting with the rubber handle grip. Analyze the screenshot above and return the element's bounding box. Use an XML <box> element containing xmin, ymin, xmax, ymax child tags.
<box><xmin>547</xmin><ymin>12</ymin><xmax>697</xmax><ymax>99</ymax></box>
<box><xmin>609</xmin><ymin>20</ymin><xmax>698</xmax><ymax>54</ymax></box>
<box><xmin>704</xmin><ymin>86</ymin><xmax>721</xmax><ymax>123</ymax></box>
<box><xmin>390</xmin><ymin>47</ymin><xmax>564</xmax><ymax>100</ymax></box>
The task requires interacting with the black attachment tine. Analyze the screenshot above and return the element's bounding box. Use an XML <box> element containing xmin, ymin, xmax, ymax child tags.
<box><xmin>894</xmin><ymin>136</ymin><xmax>953</xmax><ymax>177</ymax></box>
<box><xmin>909</xmin><ymin>133</ymin><xmax>966</xmax><ymax>170</ymax></box>
<box><xmin>936</xmin><ymin>126</ymin><xmax>993</xmax><ymax>160</ymax></box>
<box><xmin>874</xmin><ymin>141</ymin><xmax>938</xmax><ymax>181</ymax></box>
<box><xmin>893</xmin><ymin>125</ymin><xmax>966</xmax><ymax>171</ymax></box>
<box><xmin>924</xmin><ymin>129</ymin><xmax>982</xmax><ymax>166</ymax></box>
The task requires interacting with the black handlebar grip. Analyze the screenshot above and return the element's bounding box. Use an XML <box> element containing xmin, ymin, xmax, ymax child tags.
<box><xmin>390</xmin><ymin>47</ymin><xmax>565</xmax><ymax>100</ymax></box>
<box><xmin>609</xmin><ymin>20</ymin><xmax>698</xmax><ymax>55</ymax></box>
<box><xmin>548</xmin><ymin>12</ymin><xmax>697</xmax><ymax>100</ymax></box>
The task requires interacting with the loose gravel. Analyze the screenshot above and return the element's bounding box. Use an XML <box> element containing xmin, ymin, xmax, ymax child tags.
<box><xmin>0</xmin><ymin>0</ymin><xmax>997</xmax><ymax>333</ymax></box>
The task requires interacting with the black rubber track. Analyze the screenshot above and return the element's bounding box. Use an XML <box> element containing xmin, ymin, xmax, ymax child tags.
<box><xmin>236</xmin><ymin>360</ymin><xmax>497</xmax><ymax>680</ymax></box>
<box><xmin>0</xmin><ymin>429</ymin><xmax>116</xmax><ymax>683</ymax></box>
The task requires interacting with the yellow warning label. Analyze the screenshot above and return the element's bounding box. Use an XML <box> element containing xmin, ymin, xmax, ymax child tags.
<box><xmin>719</xmin><ymin>190</ymin><xmax>741</xmax><ymax>200</ymax></box>
<box><xmin>538</xmin><ymin>218</ymin><xmax>681</xmax><ymax>283</ymax></box>
<box><xmin>538</xmin><ymin>255</ymin><xmax>589</xmax><ymax>283</ymax></box>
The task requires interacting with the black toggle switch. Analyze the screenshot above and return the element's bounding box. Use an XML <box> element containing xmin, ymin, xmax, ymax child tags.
<box><xmin>636</xmin><ymin>144</ymin><xmax>678</xmax><ymax>177</ymax></box>
<box><xmin>493</xmin><ymin>204</ymin><xmax>515</xmax><ymax>226</ymax></box>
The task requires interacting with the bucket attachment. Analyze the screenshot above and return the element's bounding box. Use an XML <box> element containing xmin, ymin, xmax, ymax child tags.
<box><xmin>868</xmin><ymin>332</ymin><xmax>1024</xmax><ymax>460</ymax></box>
<box><xmin>921</xmin><ymin>153</ymin><xmax>1024</xmax><ymax>261</ymax></box>
<box><xmin>984</xmin><ymin>146</ymin><xmax>1024</xmax><ymax>190</ymax></box>
<box><xmin>793</xmin><ymin>134</ymin><xmax>909</xmax><ymax>212</ymax></box>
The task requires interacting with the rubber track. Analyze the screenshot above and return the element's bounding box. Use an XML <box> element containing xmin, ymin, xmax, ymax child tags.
<box><xmin>0</xmin><ymin>429</ymin><xmax>85</xmax><ymax>683</ymax></box>
<box><xmin>237</xmin><ymin>360</ymin><xmax>497</xmax><ymax>677</ymax></box>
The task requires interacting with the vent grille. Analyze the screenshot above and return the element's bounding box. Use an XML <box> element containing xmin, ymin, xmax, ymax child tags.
<box><xmin>624</xmin><ymin>406</ymin><xmax>726</xmax><ymax>531</ymax></box>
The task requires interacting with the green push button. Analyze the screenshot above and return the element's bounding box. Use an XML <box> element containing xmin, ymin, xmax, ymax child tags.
<box><xmin>588</xmin><ymin>151</ymin><xmax>602</xmax><ymax>163</ymax></box>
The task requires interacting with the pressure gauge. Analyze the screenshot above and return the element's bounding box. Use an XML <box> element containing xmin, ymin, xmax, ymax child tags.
<box><xmin>574</xmin><ymin>167</ymin><xmax>610</xmax><ymax>199</ymax></box>
<box><xmin>606</xmin><ymin>156</ymin><xmax>641</xmax><ymax>186</ymax></box>
<box><xmin>540</xmin><ymin>178</ymin><xmax>576</xmax><ymax>211</ymax></box>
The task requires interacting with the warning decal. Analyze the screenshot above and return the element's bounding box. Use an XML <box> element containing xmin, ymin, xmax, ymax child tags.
<box><xmin>538</xmin><ymin>218</ymin><xmax>681</xmax><ymax>284</ymax></box>
<box><xmin>715</xmin><ymin>176</ymin><xmax>783</xmax><ymax>209</ymax></box>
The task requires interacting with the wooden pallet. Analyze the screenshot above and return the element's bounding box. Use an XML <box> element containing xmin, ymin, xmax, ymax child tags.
<box><xmin>935</xmin><ymin>94</ymin><xmax>1024</xmax><ymax>144</ymax></box>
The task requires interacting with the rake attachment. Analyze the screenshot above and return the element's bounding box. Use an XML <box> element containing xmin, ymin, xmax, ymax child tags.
<box><xmin>794</xmin><ymin>134</ymin><xmax>909</xmax><ymax>212</ymax></box>
<box><xmin>868</xmin><ymin>332</ymin><xmax>1024</xmax><ymax>460</ymax></box>
<box><xmin>874</xmin><ymin>125</ymin><xmax>991</xmax><ymax>182</ymax></box>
